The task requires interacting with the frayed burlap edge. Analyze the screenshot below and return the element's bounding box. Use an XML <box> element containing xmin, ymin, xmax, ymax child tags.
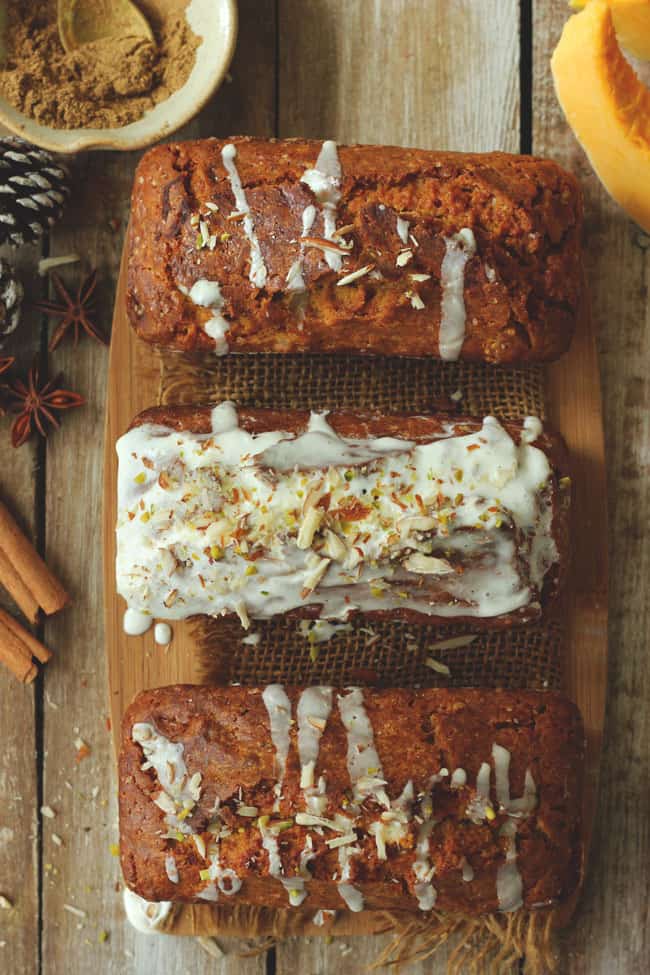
<box><xmin>159</xmin><ymin>902</ymin><xmax>557</xmax><ymax>973</ymax></box>
<box><xmin>370</xmin><ymin>908</ymin><xmax>557</xmax><ymax>973</ymax></box>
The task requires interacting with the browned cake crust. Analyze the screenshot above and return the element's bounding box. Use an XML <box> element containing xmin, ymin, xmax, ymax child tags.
<box><xmin>119</xmin><ymin>685</ymin><xmax>584</xmax><ymax>914</ymax></box>
<box><xmin>126</xmin><ymin>406</ymin><xmax>571</xmax><ymax>627</ymax></box>
<box><xmin>126</xmin><ymin>137</ymin><xmax>584</xmax><ymax>362</ymax></box>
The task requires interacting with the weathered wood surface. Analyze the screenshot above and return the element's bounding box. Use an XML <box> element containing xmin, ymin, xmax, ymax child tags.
<box><xmin>533</xmin><ymin>5</ymin><xmax>650</xmax><ymax>974</ymax></box>
<box><xmin>0</xmin><ymin>1</ymin><xmax>647</xmax><ymax>973</ymax></box>
<box><xmin>0</xmin><ymin>243</ymin><xmax>41</xmax><ymax>975</ymax></box>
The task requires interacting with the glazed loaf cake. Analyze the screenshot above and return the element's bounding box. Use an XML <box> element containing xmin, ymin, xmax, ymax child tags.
<box><xmin>127</xmin><ymin>137</ymin><xmax>584</xmax><ymax>362</ymax></box>
<box><xmin>116</xmin><ymin>404</ymin><xmax>570</xmax><ymax>633</ymax></box>
<box><xmin>119</xmin><ymin>685</ymin><xmax>584</xmax><ymax>914</ymax></box>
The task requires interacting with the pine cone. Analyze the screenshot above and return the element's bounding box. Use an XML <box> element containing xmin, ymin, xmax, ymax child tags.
<box><xmin>0</xmin><ymin>138</ymin><xmax>70</xmax><ymax>247</ymax></box>
<box><xmin>0</xmin><ymin>259</ymin><xmax>23</xmax><ymax>344</ymax></box>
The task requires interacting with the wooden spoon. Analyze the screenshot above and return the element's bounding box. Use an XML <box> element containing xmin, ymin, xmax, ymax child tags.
<box><xmin>57</xmin><ymin>0</ymin><xmax>155</xmax><ymax>54</ymax></box>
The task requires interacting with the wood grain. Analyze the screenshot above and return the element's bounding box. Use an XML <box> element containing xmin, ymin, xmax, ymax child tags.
<box><xmin>41</xmin><ymin>3</ymin><xmax>275</xmax><ymax>973</ymax></box>
<box><xmin>0</xmin><ymin>242</ymin><xmax>44</xmax><ymax>975</ymax></box>
<box><xmin>533</xmin><ymin>6</ymin><xmax>650</xmax><ymax>972</ymax></box>
<box><xmin>3</xmin><ymin>0</ymin><xmax>645</xmax><ymax>970</ymax></box>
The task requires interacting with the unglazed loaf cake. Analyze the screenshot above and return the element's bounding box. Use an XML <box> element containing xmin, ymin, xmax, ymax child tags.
<box><xmin>115</xmin><ymin>404</ymin><xmax>570</xmax><ymax>633</ymax></box>
<box><xmin>119</xmin><ymin>685</ymin><xmax>584</xmax><ymax>914</ymax></box>
<box><xmin>127</xmin><ymin>137</ymin><xmax>584</xmax><ymax>362</ymax></box>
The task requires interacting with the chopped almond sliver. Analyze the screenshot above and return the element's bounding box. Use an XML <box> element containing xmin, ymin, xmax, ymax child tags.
<box><xmin>336</xmin><ymin>264</ymin><xmax>375</xmax><ymax>287</ymax></box>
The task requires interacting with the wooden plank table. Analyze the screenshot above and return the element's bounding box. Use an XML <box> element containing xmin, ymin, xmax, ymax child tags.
<box><xmin>0</xmin><ymin>2</ymin><xmax>648</xmax><ymax>972</ymax></box>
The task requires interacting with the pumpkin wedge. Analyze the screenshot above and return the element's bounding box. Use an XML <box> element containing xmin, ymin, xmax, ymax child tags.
<box><xmin>570</xmin><ymin>0</ymin><xmax>650</xmax><ymax>59</ymax></box>
<box><xmin>552</xmin><ymin>0</ymin><xmax>650</xmax><ymax>231</ymax></box>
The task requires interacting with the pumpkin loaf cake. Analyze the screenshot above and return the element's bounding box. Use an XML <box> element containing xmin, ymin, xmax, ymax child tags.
<box><xmin>127</xmin><ymin>137</ymin><xmax>584</xmax><ymax>362</ymax></box>
<box><xmin>119</xmin><ymin>685</ymin><xmax>584</xmax><ymax>914</ymax></box>
<box><xmin>115</xmin><ymin>404</ymin><xmax>570</xmax><ymax>632</ymax></box>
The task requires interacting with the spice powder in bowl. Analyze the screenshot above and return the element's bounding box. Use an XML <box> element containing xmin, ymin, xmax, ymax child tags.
<box><xmin>0</xmin><ymin>0</ymin><xmax>200</xmax><ymax>130</ymax></box>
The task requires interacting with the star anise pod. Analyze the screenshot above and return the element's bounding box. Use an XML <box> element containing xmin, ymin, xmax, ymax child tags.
<box><xmin>4</xmin><ymin>367</ymin><xmax>84</xmax><ymax>447</ymax></box>
<box><xmin>36</xmin><ymin>269</ymin><xmax>107</xmax><ymax>351</ymax></box>
<box><xmin>0</xmin><ymin>356</ymin><xmax>14</xmax><ymax>377</ymax></box>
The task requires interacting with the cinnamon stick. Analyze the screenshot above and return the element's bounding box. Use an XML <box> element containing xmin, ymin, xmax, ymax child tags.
<box><xmin>0</xmin><ymin>499</ymin><xmax>70</xmax><ymax>617</ymax></box>
<box><xmin>0</xmin><ymin>547</ymin><xmax>40</xmax><ymax>623</ymax></box>
<box><xmin>0</xmin><ymin>608</ymin><xmax>52</xmax><ymax>664</ymax></box>
<box><xmin>0</xmin><ymin>612</ymin><xmax>38</xmax><ymax>683</ymax></box>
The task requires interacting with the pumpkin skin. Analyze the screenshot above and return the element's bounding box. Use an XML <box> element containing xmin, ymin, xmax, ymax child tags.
<box><xmin>552</xmin><ymin>0</ymin><xmax>650</xmax><ymax>232</ymax></box>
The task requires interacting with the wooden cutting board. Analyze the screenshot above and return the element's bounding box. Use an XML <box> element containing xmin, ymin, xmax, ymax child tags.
<box><xmin>103</xmin><ymin>244</ymin><xmax>608</xmax><ymax>937</ymax></box>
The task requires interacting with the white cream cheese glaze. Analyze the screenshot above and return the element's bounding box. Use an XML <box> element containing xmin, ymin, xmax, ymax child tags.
<box><xmin>439</xmin><ymin>228</ymin><xmax>477</xmax><ymax>360</ymax></box>
<box><xmin>296</xmin><ymin>686</ymin><xmax>333</xmax><ymax>809</ymax></box>
<box><xmin>187</xmin><ymin>278</ymin><xmax>230</xmax><ymax>353</ymax></box>
<box><xmin>262</xmin><ymin>684</ymin><xmax>292</xmax><ymax>806</ymax></box>
<box><xmin>300</xmin><ymin>140</ymin><xmax>344</xmax><ymax>271</ymax></box>
<box><xmin>492</xmin><ymin>743</ymin><xmax>537</xmax><ymax>912</ymax></box>
<box><xmin>116</xmin><ymin>405</ymin><xmax>558</xmax><ymax>628</ymax></box>
<box><xmin>154</xmin><ymin>622</ymin><xmax>172</xmax><ymax>646</ymax></box>
<box><xmin>221</xmin><ymin>144</ymin><xmax>267</xmax><ymax>289</ymax></box>
<box><xmin>132</xmin><ymin>722</ymin><xmax>202</xmax><ymax>835</ymax></box>
<box><xmin>286</xmin><ymin>204</ymin><xmax>318</xmax><ymax>294</ymax></box>
<box><xmin>123</xmin><ymin>889</ymin><xmax>172</xmax><ymax>934</ymax></box>
<box><xmin>123</xmin><ymin>607</ymin><xmax>152</xmax><ymax>636</ymax></box>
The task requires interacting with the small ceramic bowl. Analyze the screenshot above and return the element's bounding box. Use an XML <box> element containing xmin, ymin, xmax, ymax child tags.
<box><xmin>0</xmin><ymin>0</ymin><xmax>238</xmax><ymax>153</ymax></box>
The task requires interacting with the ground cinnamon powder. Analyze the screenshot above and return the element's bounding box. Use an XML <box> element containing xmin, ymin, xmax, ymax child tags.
<box><xmin>0</xmin><ymin>0</ymin><xmax>200</xmax><ymax>129</ymax></box>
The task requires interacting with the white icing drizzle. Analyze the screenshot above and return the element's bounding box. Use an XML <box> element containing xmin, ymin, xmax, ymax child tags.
<box><xmin>299</xmin><ymin>619</ymin><xmax>352</xmax><ymax>644</ymax></box>
<box><xmin>450</xmin><ymin>767</ymin><xmax>467</xmax><ymax>788</ymax></box>
<box><xmin>337</xmin><ymin>842</ymin><xmax>365</xmax><ymax>912</ymax></box>
<box><xmin>300</xmin><ymin>141</ymin><xmax>344</xmax><ymax>271</ymax></box>
<box><xmin>286</xmin><ymin>204</ymin><xmax>318</xmax><ymax>293</ymax></box>
<box><xmin>259</xmin><ymin>817</ymin><xmax>313</xmax><ymax>908</ymax></box>
<box><xmin>154</xmin><ymin>622</ymin><xmax>172</xmax><ymax>646</ymax></box>
<box><xmin>132</xmin><ymin>722</ymin><xmax>201</xmax><ymax>834</ymax></box>
<box><xmin>132</xmin><ymin>719</ymin><xmax>244</xmax><ymax>900</ymax></box>
<box><xmin>281</xmin><ymin>836</ymin><xmax>316</xmax><ymax>907</ymax></box>
<box><xmin>203</xmin><ymin>849</ymin><xmax>243</xmax><ymax>899</ymax></box>
<box><xmin>337</xmin><ymin>882</ymin><xmax>364</xmax><ymax>912</ymax></box>
<box><xmin>312</xmin><ymin>908</ymin><xmax>336</xmax><ymax>926</ymax></box>
<box><xmin>123</xmin><ymin>608</ymin><xmax>151</xmax><ymax>636</ymax></box>
<box><xmin>165</xmin><ymin>854</ymin><xmax>179</xmax><ymax>884</ymax></box>
<box><xmin>262</xmin><ymin>684</ymin><xmax>292</xmax><ymax>803</ymax></box>
<box><xmin>338</xmin><ymin>688</ymin><xmax>390</xmax><ymax>809</ymax></box>
<box><xmin>413</xmin><ymin>819</ymin><xmax>437</xmax><ymax>910</ymax></box>
<box><xmin>492</xmin><ymin>743</ymin><xmax>537</xmax><ymax>912</ymax></box>
<box><xmin>117</xmin><ymin>408</ymin><xmax>557</xmax><ymax>629</ymax></box>
<box><xmin>116</xmin><ymin>408</ymin><xmax>557</xmax><ymax>628</ymax></box>
<box><xmin>477</xmin><ymin>762</ymin><xmax>491</xmax><ymax>797</ymax></box>
<box><xmin>185</xmin><ymin>279</ymin><xmax>230</xmax><ymax>354</ymax></box>
<box><xmin>259</xmin><ymin>822</ymin><xmax>283</xmax><ymax>877</ymax></box>
<box><xmin>460</xmin><ymin>856</ymin><xmax>475</xmax><ymax>882</ymax></box>
<box><xmin>123</xmin><ymin>889</ymin><xmax>172</xmax><ymax>934</ymax></box>
<box><xmin>396</xmin><ymin>216</ymin><xmax>410</xmax><ymax>245</ymax></box>
<box><xmin>439</xmin><ymin>228</ymin><xmax>477</xmax><ymax>360</ymax></box>
<box><xmin>221</xmin><ymin>143</ymin><xmax>267</xmax><ymax>288</ymax></box>
<box><xmin>197</xmin><ymin>882</ymin><xmax>219</xmax><ymax>902</ymax></box>
<box><xmin>297</xmin><ymin>686</ymin><xmax>333</xmax><ymax>810</ymax></box>
<box><xmin>522</xmin><ymin>416</ymin><xmax>543</xmax><ymax>444</ymax></box>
